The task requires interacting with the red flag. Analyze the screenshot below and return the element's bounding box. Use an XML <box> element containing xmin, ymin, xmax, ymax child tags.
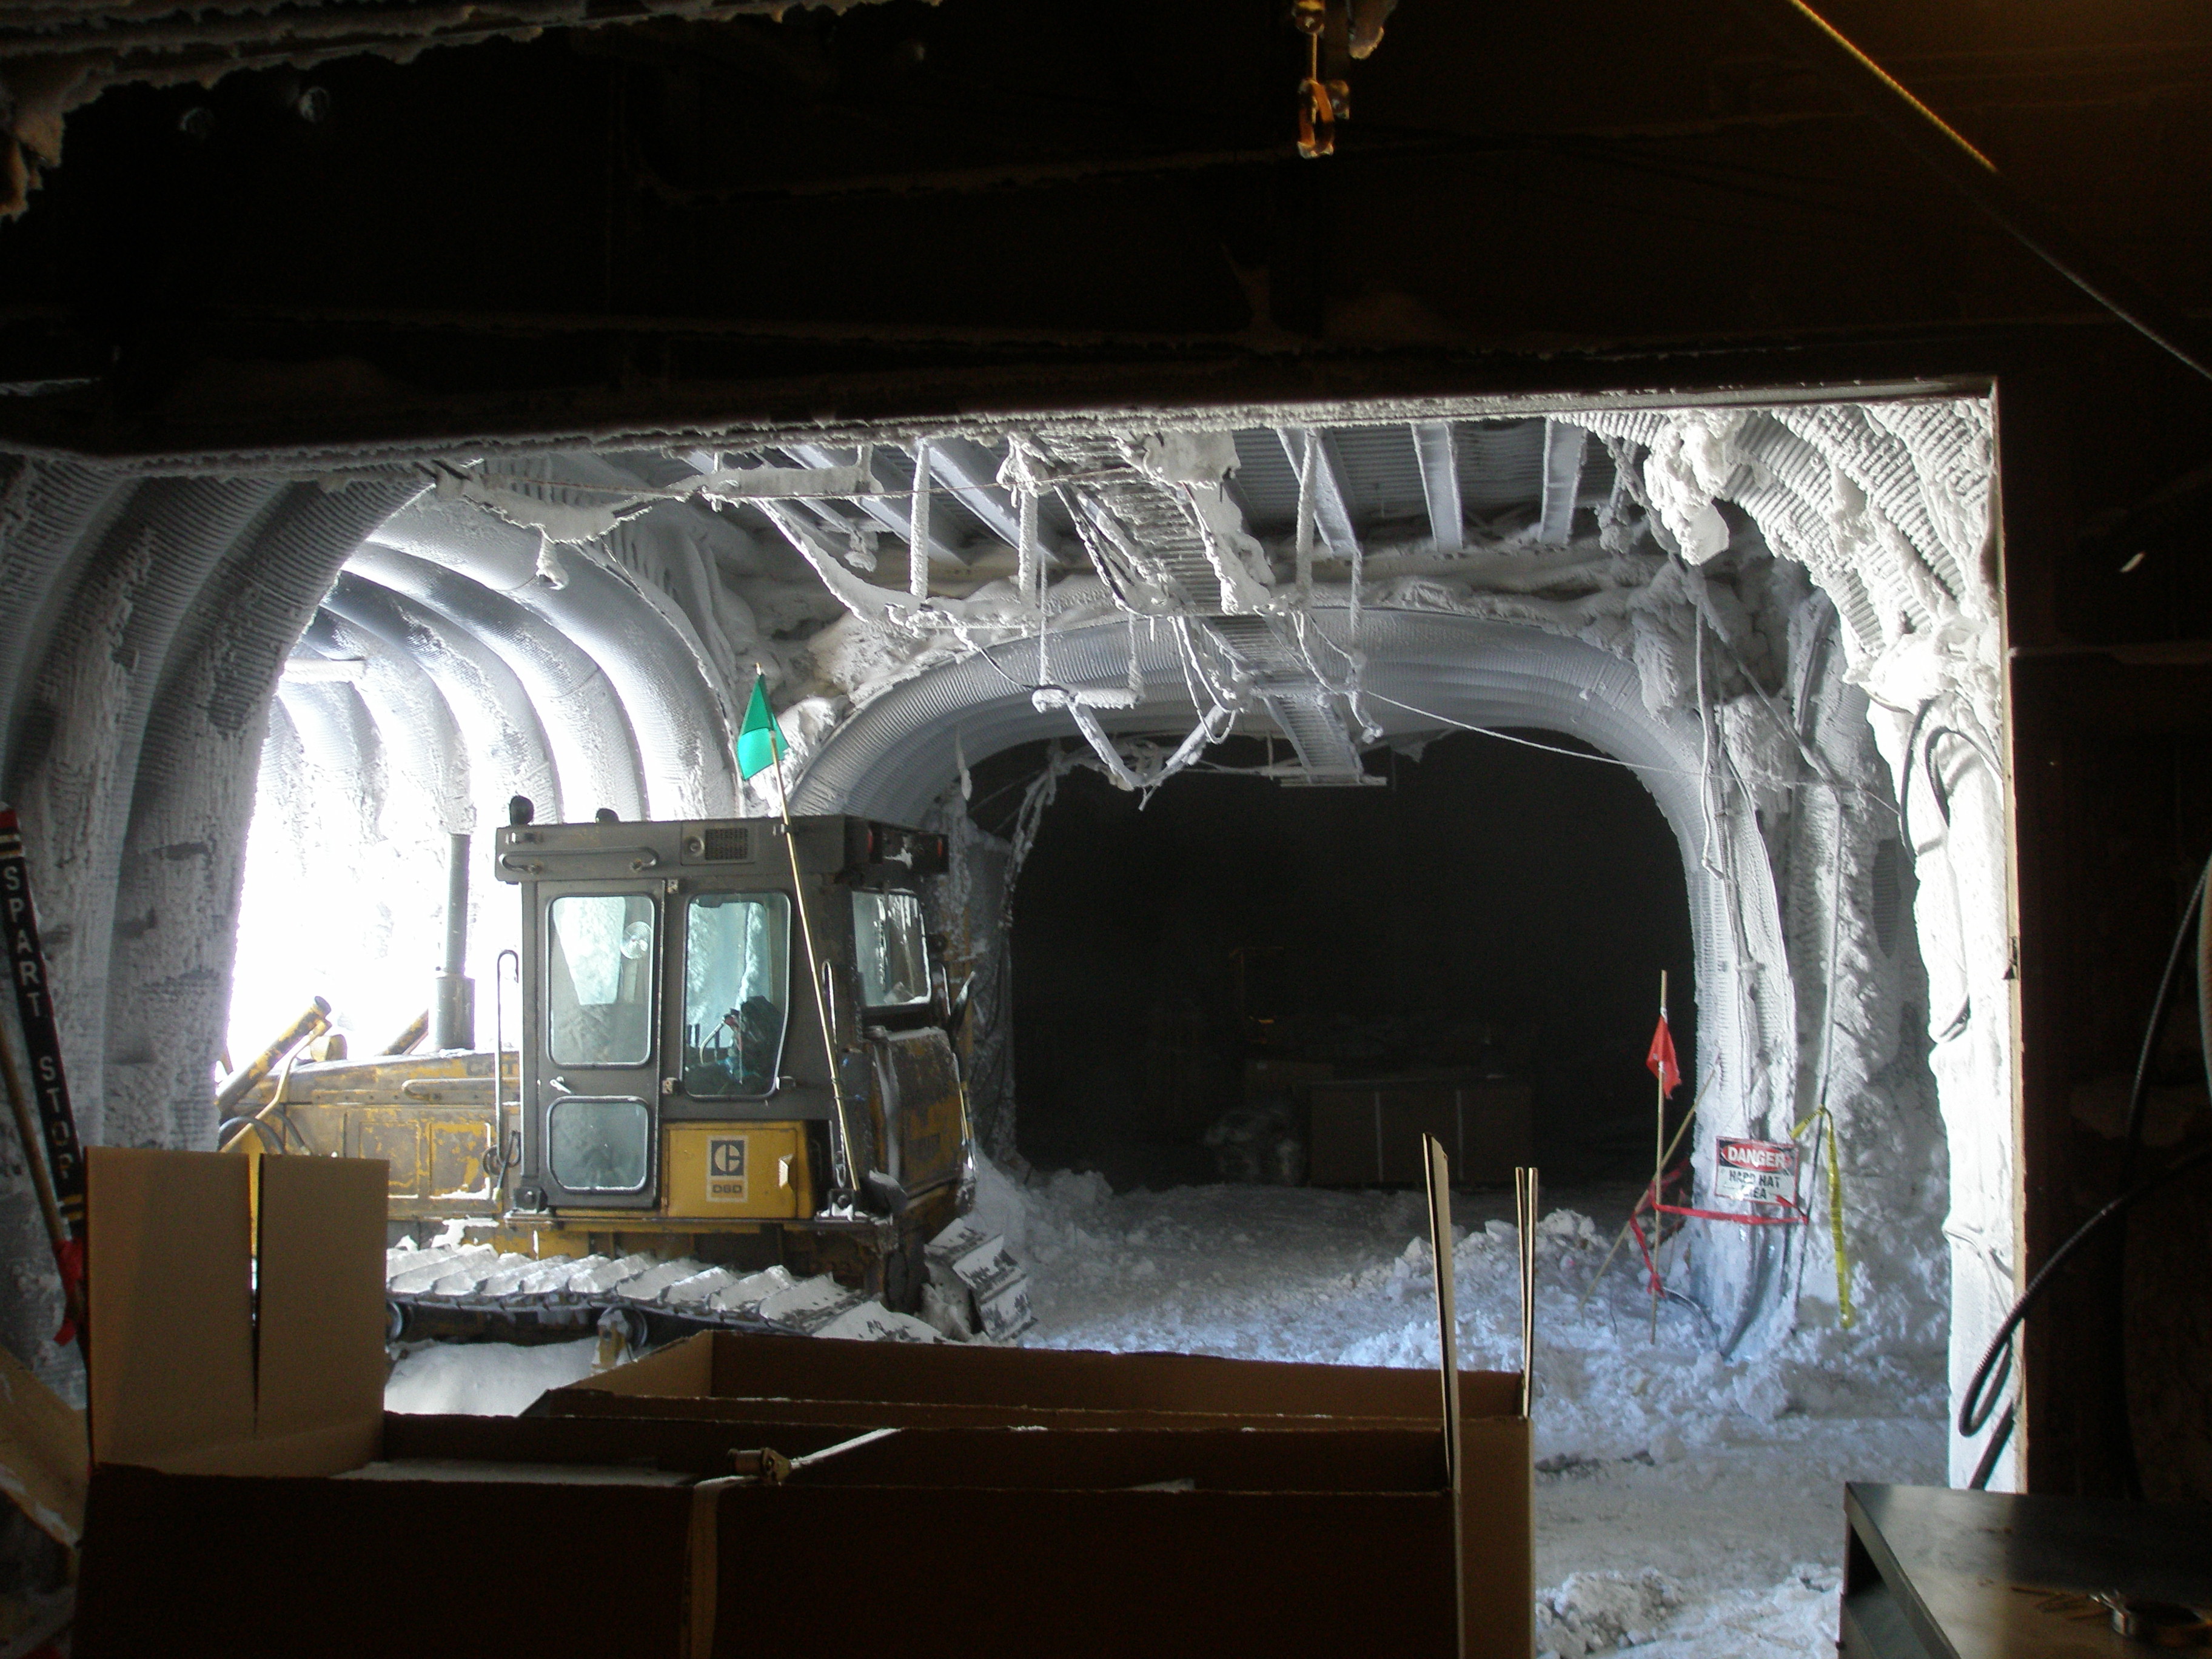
<box><xmin>1646</xmin><ymin>1013</ymin><xmax>1682</xmax><ymax>1096</ymax></box>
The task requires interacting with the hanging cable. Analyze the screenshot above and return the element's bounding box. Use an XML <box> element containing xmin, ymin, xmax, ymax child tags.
<box><xmin>907</xmin><ymin>441</ymin><xmax>934</xmax><ymax>608</ymax></box>
<box><xmin>1958</xmin><ymin>845</ymin><xmax>2212</xmax><ymax>1487</ymax></box>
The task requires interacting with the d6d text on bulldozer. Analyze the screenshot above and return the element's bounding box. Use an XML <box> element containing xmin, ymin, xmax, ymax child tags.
<box><xmin>220</xmin><ymin>809</ymin><xmax>1031</xmax><ymax>1349</ymax></box>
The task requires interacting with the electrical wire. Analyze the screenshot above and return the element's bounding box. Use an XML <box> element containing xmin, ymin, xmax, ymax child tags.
<box><xmin>1959</xmin><ymin>1142</ymin><xmax>2212</xmax><ymax>1488</ymax></box>
<box><xmin>1958</xmin><ymin>845</ymin><xmax>2212</xmax><ymax>1488</ymax></box>
<box><xmin>1359</xmin><ymin>691</ymin><xmax>1715</xmax><ymax>780</ymax></box>
<box><xmin>2121</xmin><ymin>856</ymin><xmax>2211</xmax><ymax>1188</ymax></box>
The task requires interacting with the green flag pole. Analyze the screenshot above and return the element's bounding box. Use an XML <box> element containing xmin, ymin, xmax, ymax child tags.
<box><xmin>743</xmin><ymin>671</ymin><xmax>862</xmax><ymax>1205</ymax></box>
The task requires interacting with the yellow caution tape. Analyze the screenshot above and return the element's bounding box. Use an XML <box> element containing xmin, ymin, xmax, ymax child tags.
<box><xmin>1822</xmin><ymin>1108</ymin><xmax>1853</xmax><ymax>1328</ymax></box>
<box><xmin>1788</xmin><ymin>1105</ymin><xmax>1854</xmax><ymax>1330</ymax></box>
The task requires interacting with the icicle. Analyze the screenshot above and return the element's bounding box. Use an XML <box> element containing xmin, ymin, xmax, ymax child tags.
<box><xmin>1017</xmin><ymin>480</ymin><xmax>1041</xmax><ymax>609</ymax></box>
<box><xmin>1347</xmin><ymin>520</ymin><xmax>1364</xmax><ymax>642</ymax></box>
<box><xmin>956</xmin><ymin>728</ymin><xmax>973</xmax><ymax>802</ymax></box>
<box><xmin>1295</xmin><ymin>431</ymin><xmax>1318</xmax><ymax>605</ymax></box>
<box><xmin>1127</xmin><ymin>614</ymin><xmax>1144</xmax><ymax>702</ymax></box>
<box><xmin>908</xmin><ymin>440</ymin><xmax>934</xmax><ymax>606</ymax></box>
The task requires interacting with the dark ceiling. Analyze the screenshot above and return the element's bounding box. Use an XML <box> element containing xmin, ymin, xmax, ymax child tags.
<box><xmin>4</xmin><ymin>0</ymin><xmax>2212</xmax><ymax>460</ymax></box>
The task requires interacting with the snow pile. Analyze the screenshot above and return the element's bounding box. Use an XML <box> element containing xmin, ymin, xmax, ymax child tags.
<box><xmin>1002</xmin><ymin>1165</ymin><xmax>1941</xmax><ymax>1460</ymax></box>
<box><xmin>1538</xmin><ymin>1569</ymin><xmax>1683</xmax><ymax>1658</ymax></box>
<box><xmin>385</xmin><ymin>1337</ymin><xmax>598</xmax><ymax>1416</ymax></box>
<box><xmin>1629</xmin><ymin>1566</ymin><xmax>1843</xmax><ymax>1659</ymax></box>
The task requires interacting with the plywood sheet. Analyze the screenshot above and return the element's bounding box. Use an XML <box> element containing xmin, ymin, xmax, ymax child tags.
<box><xmin>0</xmin><ymin>1343</ymin><xmax>87</xmax><ymax>1544</ymax></box>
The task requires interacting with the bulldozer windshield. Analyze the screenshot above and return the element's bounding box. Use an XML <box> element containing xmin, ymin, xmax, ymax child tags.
<box><xmin>682</xmin><ymin>890</ymin><xmax>791</xmax><ymax>1097</ymax></box>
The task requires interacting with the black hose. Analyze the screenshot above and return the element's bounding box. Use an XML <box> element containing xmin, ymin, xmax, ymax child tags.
<box><xmin>1957</xmin><ymin>846</ymin><xmax>2212</xmax><ymax>1487</ymax></box>
<box><xmin>216</xmin><ymin>1115</ymin><xmax>284</xmax><ymax>1153</ymax></box>
<box><xmin>1967</xmin><ymin>1403</ymin><xmax>2014</xmax><ymax>1490</ymax></box>
<box><xmin>2121</xmin><ymin>856</ymin><xmax>2210</xmax><ymax>1188</ymax></box>
<box><xmin>1959</xmin><ymin>1141</ymin><xmax>2212</xmax><ymax>1483</ymax></box>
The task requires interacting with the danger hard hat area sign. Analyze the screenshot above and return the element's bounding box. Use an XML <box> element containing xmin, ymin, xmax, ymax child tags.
<box><xmin>1713</xmin><ymin>1136</ymin><xmax>1797</xmax><ymax>1205</ymax></box>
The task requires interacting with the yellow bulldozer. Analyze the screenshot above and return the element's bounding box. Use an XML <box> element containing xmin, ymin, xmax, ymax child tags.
<box><xmin>218</xmin><ymin>808</ymin><xmax>1030</xmax><ymax>1346</ymax></box>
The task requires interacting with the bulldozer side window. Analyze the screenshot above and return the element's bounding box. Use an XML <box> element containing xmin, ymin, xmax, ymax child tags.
<box><xmin>853</xmin><ymin>889</ymin><xmax>931</xmax><ymax>1010</ymax></box>
<box><xmin>547</xmin><ymin>893</ymin><xmax>657</xmax><ymax>1067</ymax></box>
<box><xmin>683</xmin><ymin>891</ymin><xmax>790</xmax><ymax>1098</ymax></box>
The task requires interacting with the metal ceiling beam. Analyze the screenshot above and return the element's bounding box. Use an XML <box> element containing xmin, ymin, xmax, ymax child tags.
<box><xmin>1411</xmin><ymin>421</ymin><xmax>1463</xmax><ymax>552</ymax></box>
<box><xmin>1537</xmin><ymin>420</ymin><xmax>1587</xmax><ymax>545</ymax></box>
<box><xmin>1275</xmin><ymin>427</ymin><xmax>1362</xmax><ymax>560</ymax></box>
<box><xmin>927</xmin><ymin>435</ymin><xmax>1064</xmax><ymax>565</ymax></box>
<box><xmin>781</xmin><ymin>441</ymin><xmax>968</xmax><ymax>569</ymax></box>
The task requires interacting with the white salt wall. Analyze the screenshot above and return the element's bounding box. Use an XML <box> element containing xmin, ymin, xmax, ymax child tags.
<box><xmin>1573</xmin><ymin>400</ymin><xmax>2009</xmax><ymax>1486</ymax></box>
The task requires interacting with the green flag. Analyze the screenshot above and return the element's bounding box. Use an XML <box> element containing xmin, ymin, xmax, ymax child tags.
<box><xmin>736</xmin><ymin>672</ymin><xmax>787</xmax><ymax>781</ymax></box>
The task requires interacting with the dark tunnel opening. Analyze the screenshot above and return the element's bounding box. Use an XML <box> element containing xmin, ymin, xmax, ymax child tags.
<box><xmin>988</xmin><ymin>729</ymin><xmax>1695</xmax><ymax>1193</ymax></box>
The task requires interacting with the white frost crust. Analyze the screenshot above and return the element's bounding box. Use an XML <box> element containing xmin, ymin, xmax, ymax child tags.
<box><xmin>1572</xmin><ymin>398</ymin><xmax>2011</xmax><ymax>1486</ymax></box>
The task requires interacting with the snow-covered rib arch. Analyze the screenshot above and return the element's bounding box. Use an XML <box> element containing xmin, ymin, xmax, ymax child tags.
<box><xmin>797</xmin><ymin>609</ymin><xmax>1800</xmax><ymax>1353</ymax></box>
<box><xmin>369</xmin><ymin>494</ymin><xmax>737</xmax><ymax>819</ymax></box>
<box><xmin>320</xmin><ymin>571</ymin><xmax>561</xmax><ymax>830</ymax></box>
<box><xmin>343</xmin><ymin>543</ymin><xmax>644</xmax><ymax>824</ymax></box>
<box><xmin>297</xmin><ymin>610</ymin><xmax>472</xmax><ymax>836</ymax></box>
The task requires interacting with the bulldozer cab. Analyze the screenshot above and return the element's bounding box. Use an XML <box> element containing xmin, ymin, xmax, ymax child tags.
<box><xmin>495</xmin><ymin>814</ymin><xmax>959</xmax><ymax>1224</ymax></box>
<box><xmin>219</xmin><ymin>812</ymin><xmax>1013</xmax><ymax>1326</ymax></box>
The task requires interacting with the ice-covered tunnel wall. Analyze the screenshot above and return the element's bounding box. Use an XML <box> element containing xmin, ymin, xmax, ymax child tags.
<box><xmin>0</xmin><ymin>398</ymin><xmax>2004</xmax><ymax>1488</ymax></box>
<box><xmin>1574</xmin><ymin>401</ymin><xmax>2008</xmax><ymax>1487</ymax></box>
<box><xmin>796</xmin><ymin>597</ymin><xmax>1940</xmax><ymax>1360</ymax></box>
<box><xmin>784</xmin><ymin>396</ymin><xmax>2002</xmax><ymax>1480</ymax></box>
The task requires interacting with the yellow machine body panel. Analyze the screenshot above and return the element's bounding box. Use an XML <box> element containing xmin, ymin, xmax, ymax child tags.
<box><xmin>663</xmin><ymin>1125</ymin><xmax>811</xmax><ymax>1219</ymax></box>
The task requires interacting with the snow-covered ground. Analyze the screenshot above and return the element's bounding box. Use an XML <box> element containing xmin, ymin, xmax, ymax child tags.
<box><xmin>995</xmin><ymin>1167</ymin><xmax>1945</xmax><ymax>1659</ymax></box>
<box><xmin>386</xmin><ymin>1164</ymin><xmax>1945</xmax><ymax>1658</ymax></box>
<box><xmin>386</xmin><ymin>1335</ymin><xmax>600</xmax><ymax>1416</ymax></box>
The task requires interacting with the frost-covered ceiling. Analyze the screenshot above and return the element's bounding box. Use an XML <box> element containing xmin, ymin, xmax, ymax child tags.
<box><xmin>290</xmin><ymin>416</ymin><xmax>1623</xmax><ymax>825</ymax></box>
<box><xmin>0</xmin><ymin>0</ymin><xmax>859</xmax><ymax>214</ymax></box>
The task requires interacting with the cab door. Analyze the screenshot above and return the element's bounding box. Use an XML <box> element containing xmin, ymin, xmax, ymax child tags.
<box><xmin>535</xmin><ymin>883</ymin><xmax>663</xmax><ymax>1210</ymax></box>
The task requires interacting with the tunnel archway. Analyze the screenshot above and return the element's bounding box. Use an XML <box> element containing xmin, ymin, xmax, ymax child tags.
<box><xmin>796</xmin><ymin>609</ymin><xmax>1805</xmax><ymax>1351</ymax></box>
<box><xmin>999</xmin><ymin>728</ymin><xmax>1695</xmax><ymax>1193</ymax></box>
<box><xmin>0</xmin><ymin>394</ymin><xmax>1994</xmax><ymax>1470</ymax></box>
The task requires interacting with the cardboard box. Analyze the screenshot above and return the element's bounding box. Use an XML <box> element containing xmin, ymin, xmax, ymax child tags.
<box><xmin>84</xmin><ymin>1147</ymin><xmax>387</xmax><ymax>1476</ymax></box>
<box><xmin>76</xmin><ymin>1142</ymin><xmax>1533</xmax><ymax>1659</ymax></box>
<box><xmin>537</xmin><ymin>1329</ymin><xmax>1532</xmax><ymax>1658</ymax></box>
<box><xmin>1309</xmin><ymin>1076</ymin><xmax>1533</xmax><ymax>1185</ymax></box>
